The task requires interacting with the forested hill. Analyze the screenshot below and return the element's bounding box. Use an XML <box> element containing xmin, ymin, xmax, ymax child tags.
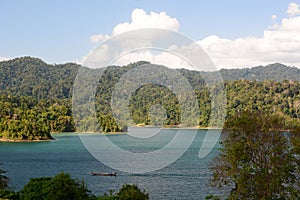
<box><xmin>1</xmin><ymin>57</ymin><xmax>300</xmax><ymax>138</ymax></box>
<box><xmin>1</xmin><ymin>58</ymin><xmax>300</xmax><ymax>100</ymax></box>
<box><xmin>217</xmin><ymin>63</ymin><xmax>300</xmax><ymax>82</ymax></box>
<box><xmin>0</xmin><ymin>57</ymin><xmax>80</xmax><ymax>99</ymax></box>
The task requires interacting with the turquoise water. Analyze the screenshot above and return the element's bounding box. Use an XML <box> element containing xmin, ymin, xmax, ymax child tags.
<box><xmin>0</xmin><ymin>129</ymin><xmax>227</xmax><ymax>199</ymax></box>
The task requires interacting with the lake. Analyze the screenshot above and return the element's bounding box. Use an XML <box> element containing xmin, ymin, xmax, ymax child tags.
<box><xmin>0</xmin><ymin>128</ymin><xmax>228</xmax><ymax>199</ymax></box>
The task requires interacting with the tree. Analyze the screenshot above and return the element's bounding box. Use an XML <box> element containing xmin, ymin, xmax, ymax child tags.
<box><xmin>290</xmin><ymin>121</ymin><xmax>300</xmax><ymax>192</ymax></box>
<box><xmin>20</xmin><ymin>172</ymin><xmax>93</xmax><ymax>200</ymax></box>
<box><xmin>97</xmin><ymin>184</ymin><xmax>149</xmax><ymax>200</ymax></box>
<box><xmin>0</xmin><ymin>163</ymin><xmax>8</xmax><ymax>190</ymax></box>
<box><xmin>116</xmin><ymin>184</ymin><xmax>149</xmax><ymax>200</ymax></box>
<box><xmin>210</xmin><ymin>111</ymin><xmax>300</xmax><ymax>199</ymax></box>
<box><xmin>0</xmin><ymin>163</ymin><xmax>18</xmax><ymax>200</ymax></box>
<box><xmin>290</xmin><ymin>120</ymin><xmax>300</xmax><ymax>155</ymax></box>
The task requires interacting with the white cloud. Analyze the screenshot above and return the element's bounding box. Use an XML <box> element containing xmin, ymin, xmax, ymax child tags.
<box><xmin>90</xmin><ymin>34</ymin><xmax>110</xmax><ymax>43</ymax></box>
<box><xmin>112</xmin><ymin>9</ymin><xmax>179</xmax><ymax>35</ymax></box>
<box><xmin>287</xmin><ymin>2</ymin><xmax>300</xmax><ymax>17</ymax></box>
<box><xmin>85</xmin><ymin>3</ymin><xmax>300</xmax><ymax>70</ymax></box>
<box><xmin>0</xmin><ymin>57</ymin><xmax>10</xmax><ymax>62</ymax></box>
<box><xmin>90</xmin><ymin>9</ymin><xmax>179</xmax><ymax>43</ymax></box>
<box><xmin>197</xmin><ymin>3</ymin><xmax>300</xmax><ymax>69</ymax></box>
<box><xmin>112</xmin><ymin>50</ymin><xmax>195</xmax><ymax>70</ymax></box>
<box><xmin>84</xmin><ymin>9</ymin><xmax>184</xmax><ymax>68</ymax></box>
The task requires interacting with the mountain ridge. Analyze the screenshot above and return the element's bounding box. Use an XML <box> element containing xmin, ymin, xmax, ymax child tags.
<box><xmin>1</xmin><ymin>57</ymin><xmax>300</xmax><ymax>136</ymax></box>
<box><xmin>1</xmin><ymin>57</ymin><xmax>299</xmax><ymax>85</ymax></box>
<box><xmin>1</xmin><ymin>56</ymin><xmax>300</xmax><ymax>101</ymax></box>
<box><xmin>217</xmin><ymin>63</ymin><xmax>300</xmax><ymax>82</ymax></box>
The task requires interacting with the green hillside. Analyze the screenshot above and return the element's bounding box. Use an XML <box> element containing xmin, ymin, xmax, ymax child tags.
<box><xmin>0</xmin><ymin>57</ymin><xmax>300</xmax><ymax>139</ymax></box>
<box><xmin>0</xmin><ymin>57</ymin><xmax>79</xmax><ymax>99</ymax></box>
<box><xmin>218</xmin><ymin>63</ymin><xmax>300</xmax><ymax>81</ymax></box>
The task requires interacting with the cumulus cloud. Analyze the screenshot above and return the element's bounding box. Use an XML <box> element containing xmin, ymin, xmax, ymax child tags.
<box><xmin>197</xmin><ymin>3</ymin><xmax>300</xmax><ymax>69</ymax></box>
<box><xmin>90</xmin><ymin>9</ymin><xmax>179</xmax><ymax>43</ymax></box>
<box><xmin>287</xmin><ymin>2</ymin><xmax>300</xmax><ymax>17</ymax></box>
<box><xmin>113</xmin><ymin>50</ymin><xmax>195</xmax><ymax>70</ymax></box>
<box><xmin>85</xmin><ymin>3</ymin><xmax>300</xmax><ymax>70</ymax></box>
<box><xmin>112</xmin><ymin>9</ymin><xmax>179</xmax><ymax>35</ymax></box>
<box><xmin>0</xmin><ymin>57</ymin><xmax>10</xmax><ymax>62</ymax></box>
<box><xmin>84</xmin><ymin>8</ymin><xmax>185</xmax><ymax>68</ymax></box>
<box><xmin>90</xmin><ymin>34</ymin><xmax>110</xmax><ymax>43</ymax></box>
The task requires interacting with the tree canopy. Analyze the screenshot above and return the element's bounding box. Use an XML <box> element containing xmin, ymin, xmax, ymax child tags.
<box><xmin>20</xmin><ymin>172</ymin><xmax>92</xmax><ymax>200</ymax></box>
<box><xmin>1</xmin><ymin>57</ymin><xmax>300</xmax><ymax>137</ymax></box>
<box><xmin>210</xmin><ymin>111</ymin><xmax>300</xmax><ymax>199</ymax></box>
<box><xmin>0</xmin><ymin>95</ymin><xmax>74</xmax><ymax>140</ymax></box>
<box><xmin>0</xmin><ymin>163</ymin><xmax>8</xmax><ymax>190</ymax></box>
<box><xmin>0</xmin><ymin>170</ymin><xmax>149</xmax><ymax>200</ymax></box>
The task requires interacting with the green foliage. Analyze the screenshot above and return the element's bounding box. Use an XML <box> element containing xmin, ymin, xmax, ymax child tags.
<box><xmin>0</xmin><ymin>167</ymin><xmax>148</xmax><ymax>200</ymax></box>
<box><xmin>129</xmin><ymin>84</ymin><xmax>180</xmax><ymax>126</ymax></box>
<box><xmin>0</xmin><ymin>163</ymin><xmax>18</xmax><ymax>200</ymax></box>
<box><xmin>2</xmin><ymin>57</ymin><xmax>300</xmax><ymax>135</ymax></box>
<box><xmin>0</xmin><ymin>57</ymin><xmax>79</xmax><ymax>99</ymax></box>
<box><xmin>290</xmin><ymin>121</ymin><xmax>300</xmax><ymax>191</ymax></box>
<box><xmin>97</xmin><ymin>184</ymin><xmax>149</xmax><ymax>200</ymax></box>
<box><xmin>0</xmin><ymin>95</ymin><xmax>75</xmax><ymax>140</ymax></box>
<box><xmin>116</xmin><ymin>184</ymin><xmax>149</xmax><ymax>200</ymax></box>
<box><xmin>0</xmin><ymin>189</ymin><xmax>19</xmax><ymax>200</ymax></box>
<box><xmin>225</xmin><ymin>80</ymin><xmax>300</xmax><ymax>119</ymax></box>
<box><xmin>0</xmin><ymin>163</ymin><xmax>8</xmax><ymax>190</ymax></box>
<box><xmin>20</xmin><ymin>172</ymin><xmax>93</xmax><ymax>200</ymax></box>
<box><xmin>19</xmin><ymin>174</ymin><xmax>148</xmax><ymax>200</ymax></box>
<box><xmin>290</xmin><ymin>121</ymin><xmax>300</xmax><ymax>155</ymax></box>
<box><xmin>218</xmin><ymin>63</ymin><xmax>300</xmax><ymax>82</ymax></box>
<box><xmin>97</xmin><ymin>190</ymin><xmax>118</xmax><ymax>200</ymax></box>
<box><xmin>205</xmin><ymin>194</ymin><xmax>220</xmax><ymax>200</ymax></box>
<box><xmin>211</xmin><ymin>111</ymin><xmax>300</xmax><ymax>199</ymax></box>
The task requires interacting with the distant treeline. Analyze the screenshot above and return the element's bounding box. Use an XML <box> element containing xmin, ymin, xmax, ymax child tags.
<box><xmin>1</xmin><ymin>57</ymin><xmax>300</xmax><ymax>139</ymax></box>
<box><xmin>0</xmin><ymin>95</ymin><xmax>74</xmax><ymax>140</ymax></box>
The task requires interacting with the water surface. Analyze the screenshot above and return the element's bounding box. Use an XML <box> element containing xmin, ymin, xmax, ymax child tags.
<box><xmin>0</xmin><ymin>129</ymin><xmax>227</xmax><ymax>199</ymax></box>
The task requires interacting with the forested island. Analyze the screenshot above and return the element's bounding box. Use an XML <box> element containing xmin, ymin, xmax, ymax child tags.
<box><xmin>1</xmin><ymin>57</ymin><xmax>300</xmax><ymax>140</ymax></box>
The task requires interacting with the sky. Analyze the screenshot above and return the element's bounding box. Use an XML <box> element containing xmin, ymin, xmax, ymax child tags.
<box><xmin>1</xmin><ymin>0</ymin><xmax>300</xmax><ymax>69</ymax></box>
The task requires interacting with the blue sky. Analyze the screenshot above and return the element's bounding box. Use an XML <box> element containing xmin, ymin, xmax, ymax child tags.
<box><xmin>1</xmin><ymin>0</ymin><xmax>300</xmax><ymax>68</ymax></box>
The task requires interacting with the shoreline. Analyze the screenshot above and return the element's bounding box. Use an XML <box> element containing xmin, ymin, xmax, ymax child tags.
<box><xmin>0</xmin><ymin>138</ymin><xmax>54</xmax><ymax>143</ymax></box>
<box><xmin>0</xmin><ymin>127</ymin><xmax>222</xmax><ymax>142</ymax></box>
<box><xmin>77</xmin><ymin>132</ymin><xmax>125</xmax><ymax>135</ymax></box>
<box><xmin>131</xmin><ymin>125</ymin><xmax>223</xmax><ymax>130</ymax></box>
